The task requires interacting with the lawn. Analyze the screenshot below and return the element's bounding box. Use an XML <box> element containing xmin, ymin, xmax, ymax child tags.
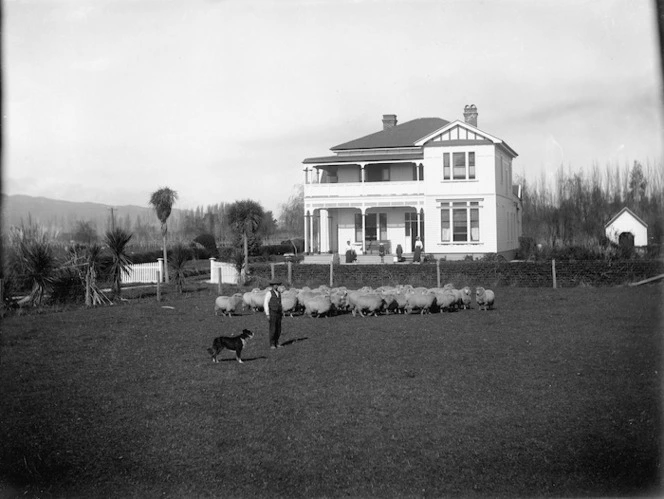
<box><xmin>1</xmin><ymin>284</ymin><xmax>661</xmax><ymax>498</ymax></box>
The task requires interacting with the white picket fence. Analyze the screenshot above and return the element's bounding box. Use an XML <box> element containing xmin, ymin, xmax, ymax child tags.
<box><xmin>209</xmin><ymin>258</ymin><xmax>240</xmax><ymax>285</ymax></box>
<box><xmin>122</xmin><ymin>259</ymin><xmax>164</xmax><ymax>284</ymax></box>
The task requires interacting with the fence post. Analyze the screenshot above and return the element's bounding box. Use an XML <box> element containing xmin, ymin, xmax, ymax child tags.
<box><xmin>85</xmin><ymin>272</ymin><xmax>91</xmax><ymax>307</ymax></box>
<box><xmin>218</xmin><ymin>268</ymin><xmax>222</xmax><ymax>294</ymax></box>
<box><xmin>271</xmin><ymin>263</ymin><xmax>275</xmax><ymax>281</ymax></box>
<box><xmin>209</xmin><ymin>258</ymin><xmax>216</xmax><ymax>283</ymax></box>
<box><xmin>157</xmin><ymin>258</ymin><xmax>163</xmax><ymax>301</ymax></box>
<box><xmin>288</xmin><ymin>261</ymin><xmax>292</xmax><ymax>285</ymax></box>
<box><xmin>436</xmin><ymin>258</ymin><xmax>441</xmax><ymax>288</ymax></box>
<box><xmin>552</xmin><ymin>259</ymin><xmax>557</xmax><ymax>289</ymax></box>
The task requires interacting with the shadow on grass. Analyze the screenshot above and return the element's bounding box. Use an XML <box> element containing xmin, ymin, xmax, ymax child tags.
<box><xmin>281</xmin><ymin>337</ymin><xmax>309</xmax><ymax>346</ymax></box>
<box><xmin>215</xmin><ymin>356</ymin><xmax>268</xmax><ymax>363</ymax></box>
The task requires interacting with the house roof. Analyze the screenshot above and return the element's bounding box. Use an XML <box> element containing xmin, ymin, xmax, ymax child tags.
<box><xmin>331</xmin><ymin>117</ymin><xmax>449</xmax><ymax>151</ymax></box>
<box><xmin>604</xmin><ymin>207</ymin><xmax>648</xmax><ymax>228</ymax></box>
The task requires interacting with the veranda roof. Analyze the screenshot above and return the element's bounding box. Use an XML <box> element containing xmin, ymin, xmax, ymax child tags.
<box><xmin>303</xmin><ymin>152</ymin><xmax>424</xmax><ymax>165</ymax></box>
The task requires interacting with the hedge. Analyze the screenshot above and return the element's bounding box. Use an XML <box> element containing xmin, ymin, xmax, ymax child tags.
<box><xmin>245</xmin><ymin>260</ymin><xmax>664</xmax><ymax>289</ymax></box>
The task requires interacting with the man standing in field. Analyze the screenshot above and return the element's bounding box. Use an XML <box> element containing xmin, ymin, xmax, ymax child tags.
<box><xmin>264</xmin><ymin>280</ymin><xmax>283</xmax><ymax>349</ymax></box>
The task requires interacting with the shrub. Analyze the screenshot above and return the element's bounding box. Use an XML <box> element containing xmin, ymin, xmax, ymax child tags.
<box><xmin>517</xmin><ymin>236</ymin><xmax>536</xmax><ymax>260</ymax></box>
<box><xmin>260</xmin><ymin>244</ymin><xmax>293</xmax><ymax>257</ymax></box>
<box><xmin>280</xmin><ymin>238</ymin><xmax>304</xmax><ymax>254</ymax></box>
<box><xmin>169</xmin><ymin>244</ymin><xmax>191</xmax><ymax>293</ymax></box>
<box><xmin>193</xmin><ymin>233</ymin><xmax>217</xmax><ymax>254</ymax></box>
<box><xmin>127</xmin><ymin>249</ymin><xmax>163</xmax><ymax>265</ymax></box>
<box><xmin>50</xmin><ymin>267</ymin><xmax>85</xmax><ymax>304</ymax></box>
<box><xmin>218</xmin><ymin>246</ymin><xmax>235</xmax><ymax>262</ymax></box>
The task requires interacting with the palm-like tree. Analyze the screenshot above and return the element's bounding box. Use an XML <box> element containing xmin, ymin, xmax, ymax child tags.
<box><xmin>8</xmin><ymin>225</ymin><xmax>57</xmax><ymax>306</ymax></box>
<box><xmin>149</xmin><ymin>187</ymin><xmax>178</xmax><ymax>283</ymax></box>
<box><xmin>105</xmin><ymin>228</ymin><xmax>133</xmax><ymax>298</ymax></box>
<box><xmin>227</xmin><ymin>200</ymin><xmax>264</xmax><ymax>283</ymax></box>
<box><xmin>168</xmin><ymin>243</ymin><xmax>191</xmax><ymax>293</ymax></box>
<box><xmin>18</xmin><ymin>239</ymin><xmax>57</xmax><ymax>306</ymax></box>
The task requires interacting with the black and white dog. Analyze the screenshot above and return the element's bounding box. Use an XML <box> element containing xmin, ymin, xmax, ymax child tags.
<box><xmin>207</xmin><ymin>328</ymin><xmax>254</xmax><ymax>363</ymax></box>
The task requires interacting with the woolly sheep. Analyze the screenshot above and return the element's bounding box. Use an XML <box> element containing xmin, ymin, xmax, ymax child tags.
<box><xmin>280</xmin><ymin>289</ymin><xmax>299</xmax><ymax>317</ymax></box>
<box><xmin>475</xmin><ymin>287</ymin><xmax>495</xmax><ymax>311</ymax></box>
<box><xmin>304</xmin><ymin>295</ymin><xmax>333</xmax><ymax>318</ymax></box>
<box><xmin>460</xmin><ymin>286</ymin><xmax>472</xmax><ymax>309</ymax></box>
<box><xmin>214</xmin><ymin>293</ymin><xmax>244</xmax><ymax>316</ymax></box>
<box><xmin>242</xmin><ymin>288</ymin><xmax>268</xmax><ymax>312</ymax></box>
<box><xmin>436</xmin><ymin>290</ymin><xmax>458</xmax><ymax>312</ymax></box>
<box><xmin>351</xmin><ymin>293</ymin><xmax>385</xmax><ymax>317</ymax></box>
<box><xmin>405</xmin><ymin>291</ymin><xmax>435</xmax><ymax>314</ymax></box>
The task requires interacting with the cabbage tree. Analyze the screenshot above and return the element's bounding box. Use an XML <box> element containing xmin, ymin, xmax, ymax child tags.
<box><xmin>105</xmin><ymin>228</ymin><xmax>133</xmax><ymax>298</ymax></box>
<box><xmin>149</xmin><ymin>187</ymin><xmax>178</xmax><ymax>283</ymax></box>
<box><xmin>227</xmin><ymin>200</ymin><xmax>264</xmax><ymax>283</ymax></box>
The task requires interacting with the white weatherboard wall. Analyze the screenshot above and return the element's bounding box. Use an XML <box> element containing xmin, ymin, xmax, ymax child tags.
<box><xmin>605</xmin><ymin>210</ymin><xmax>648</xmax><ymax>246</ymax></box>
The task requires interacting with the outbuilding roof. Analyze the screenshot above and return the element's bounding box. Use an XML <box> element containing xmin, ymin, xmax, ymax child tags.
<box><xmin>331</xmin><ymin>117</ymin><xmax>449</xmax><ymax>151</ymax></box>
<box><xmin>604</xmin><ymin>207</ymin><xmax>648</xmax><ymax>228</ymax></box>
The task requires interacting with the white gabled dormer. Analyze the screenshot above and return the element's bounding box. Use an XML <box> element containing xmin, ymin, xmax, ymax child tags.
<box><xmin>415</xmin><ymin>120</ymin><xmax>518</xmax><ymax>158</ymax></box>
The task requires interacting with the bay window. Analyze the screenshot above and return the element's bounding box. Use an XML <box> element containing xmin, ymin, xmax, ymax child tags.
<box><xmin>440</xmin><ymin>201</ymin><xmax>481</xmax><ymax>243</ymax></box>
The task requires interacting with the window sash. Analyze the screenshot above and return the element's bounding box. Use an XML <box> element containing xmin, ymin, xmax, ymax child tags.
<box><xmin>470</xmin><ymin>208</ymin><xmax>479</xmax><ymax>241</ymax></box>
<box><xmin>453</xmin><ymin>208</ymin><xmax>467</xmax><ymax>241</ymax></box>
<box><xmin>444</xmin><ymin>152</ymin><xmax>476</xmax><ymax>180</ymax></box>
<box><xmin>443</xmin><ymin>153</ymin><xmax>450</xmax><ymax>180</ymax></box>
<box><xmin>453</xmin><ymin>153</ymin><xmax>466</xmax><ymax>179</ymax></box>
<box><xmin>441</xmin><ymin>210</ymin><xmax>450</xmax><ymax>241</ymax></box>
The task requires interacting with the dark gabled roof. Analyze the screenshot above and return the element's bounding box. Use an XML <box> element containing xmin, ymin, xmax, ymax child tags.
<box><xmin>604</xmin><ymin>207</ymin><xmax>648</xmax><ymax>228</ymax></box>
<box><xmin>331</xmin><ymin>117</ymin><xmax>449</xmax><ymax>151</ymax></box>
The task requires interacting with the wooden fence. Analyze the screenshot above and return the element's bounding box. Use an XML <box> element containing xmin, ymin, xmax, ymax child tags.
<box><xmin>209</xmin><ymin>258</ymin><xmax>240</xmax><ymax>285</ymax></box>
<box><xmin>122</xmin><ymin>259</ymin><xmax>164</xmax><ymax>284</ymax></box>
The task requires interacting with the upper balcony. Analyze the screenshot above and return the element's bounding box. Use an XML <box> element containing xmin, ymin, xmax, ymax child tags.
<box><xmin>304</xmin><ymin>179</ymin><xmax>425</xmax><ymax>200</ymax></box>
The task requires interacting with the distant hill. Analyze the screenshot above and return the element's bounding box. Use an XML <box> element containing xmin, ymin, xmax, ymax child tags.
<box><xmin>1</xmin><ymin>194</ymin><xmax>182</xmax><ymax>236</ymax></box>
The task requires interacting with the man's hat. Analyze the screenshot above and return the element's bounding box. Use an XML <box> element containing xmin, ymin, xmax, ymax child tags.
<box><xmin>269</xmin><ymin>280</ymin><xmax>282</xmax><ymax>285</ymax></box>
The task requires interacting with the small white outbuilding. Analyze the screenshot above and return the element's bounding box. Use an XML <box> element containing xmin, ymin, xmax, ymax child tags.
<box><xmin>605</xmin><ymin>207</ymin><xmax>648</xmax><ymax>247</ymax></box>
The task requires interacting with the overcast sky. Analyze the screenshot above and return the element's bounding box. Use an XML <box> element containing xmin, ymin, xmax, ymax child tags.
<box><xmin>3</xmin><ymin>0</ymin><xmax>663</xmax><ymax>215</ymax></box>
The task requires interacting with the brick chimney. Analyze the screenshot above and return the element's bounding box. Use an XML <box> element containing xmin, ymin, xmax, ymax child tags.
<box><xmin>463</xmin><ymin>105</ymin><xmax>478</xmax><ymax>127</ymax></box>
<box><xmin>382</xmin><ymin>114</ymin><xmax>397</xmax><ymax>130</ymax></box>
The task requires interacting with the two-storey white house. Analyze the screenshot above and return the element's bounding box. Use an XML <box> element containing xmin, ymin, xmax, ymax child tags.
<box><xmin>302</xmin><ymin>105</ymin><xmax>522</xmax><ymax>260</ymax></box>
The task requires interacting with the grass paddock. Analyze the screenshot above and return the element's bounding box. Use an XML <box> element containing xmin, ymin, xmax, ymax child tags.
<box><xmin>1</xmin><ymin>285</ymin><xmax>661</xmax><ymax>498</ymax></box>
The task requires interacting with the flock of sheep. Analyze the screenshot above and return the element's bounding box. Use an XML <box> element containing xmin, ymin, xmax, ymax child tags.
<box><xmin>214</xmin><ymin>284</ymin><xmax>495</xmax><ymax>318</ymax></box>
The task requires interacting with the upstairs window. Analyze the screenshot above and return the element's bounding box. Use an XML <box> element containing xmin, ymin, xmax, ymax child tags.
<box><xmin>443</xmin><ymin>152</ymin><xmax>476</xmax><ymax>180</ymax></box>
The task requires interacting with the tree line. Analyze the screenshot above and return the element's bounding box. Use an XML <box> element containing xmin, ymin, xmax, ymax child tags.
<box><xmin>520</xmin><ymin>161</ymin><xmax>663</xmax><ymax>251</ymax></box>
<box><xmin>1</xmin><ymin>186</ymin><xmax>305</xmax><ymax>308</ymax></box>
<box><xmin>55</xmin><ymin>184</ymin><xmax>305</xmax><ymax>249</ymax></box>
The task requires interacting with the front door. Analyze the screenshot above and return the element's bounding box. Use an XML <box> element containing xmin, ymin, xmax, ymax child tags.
<box><xmin>405</xmin><ymin>211</ymin><xmax>424</xmax><ymax>251</ymax></box>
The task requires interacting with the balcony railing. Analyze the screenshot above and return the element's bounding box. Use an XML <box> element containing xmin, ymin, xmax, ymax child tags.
<box><xmin>304</xmin><ymin>180</ymin><xmax>424</xmax><ymax>199</ymax></box>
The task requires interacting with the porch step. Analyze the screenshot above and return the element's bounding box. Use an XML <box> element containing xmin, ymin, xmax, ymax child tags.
<box><xmin>302</xmin><ymin>254</ymin><xmax>416</xmax><ymax>265</ymax></box>
<box><xmin>301</xmin><ymin>254</ymin><xmax>335</xmax><ymax>265</ymax></box>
